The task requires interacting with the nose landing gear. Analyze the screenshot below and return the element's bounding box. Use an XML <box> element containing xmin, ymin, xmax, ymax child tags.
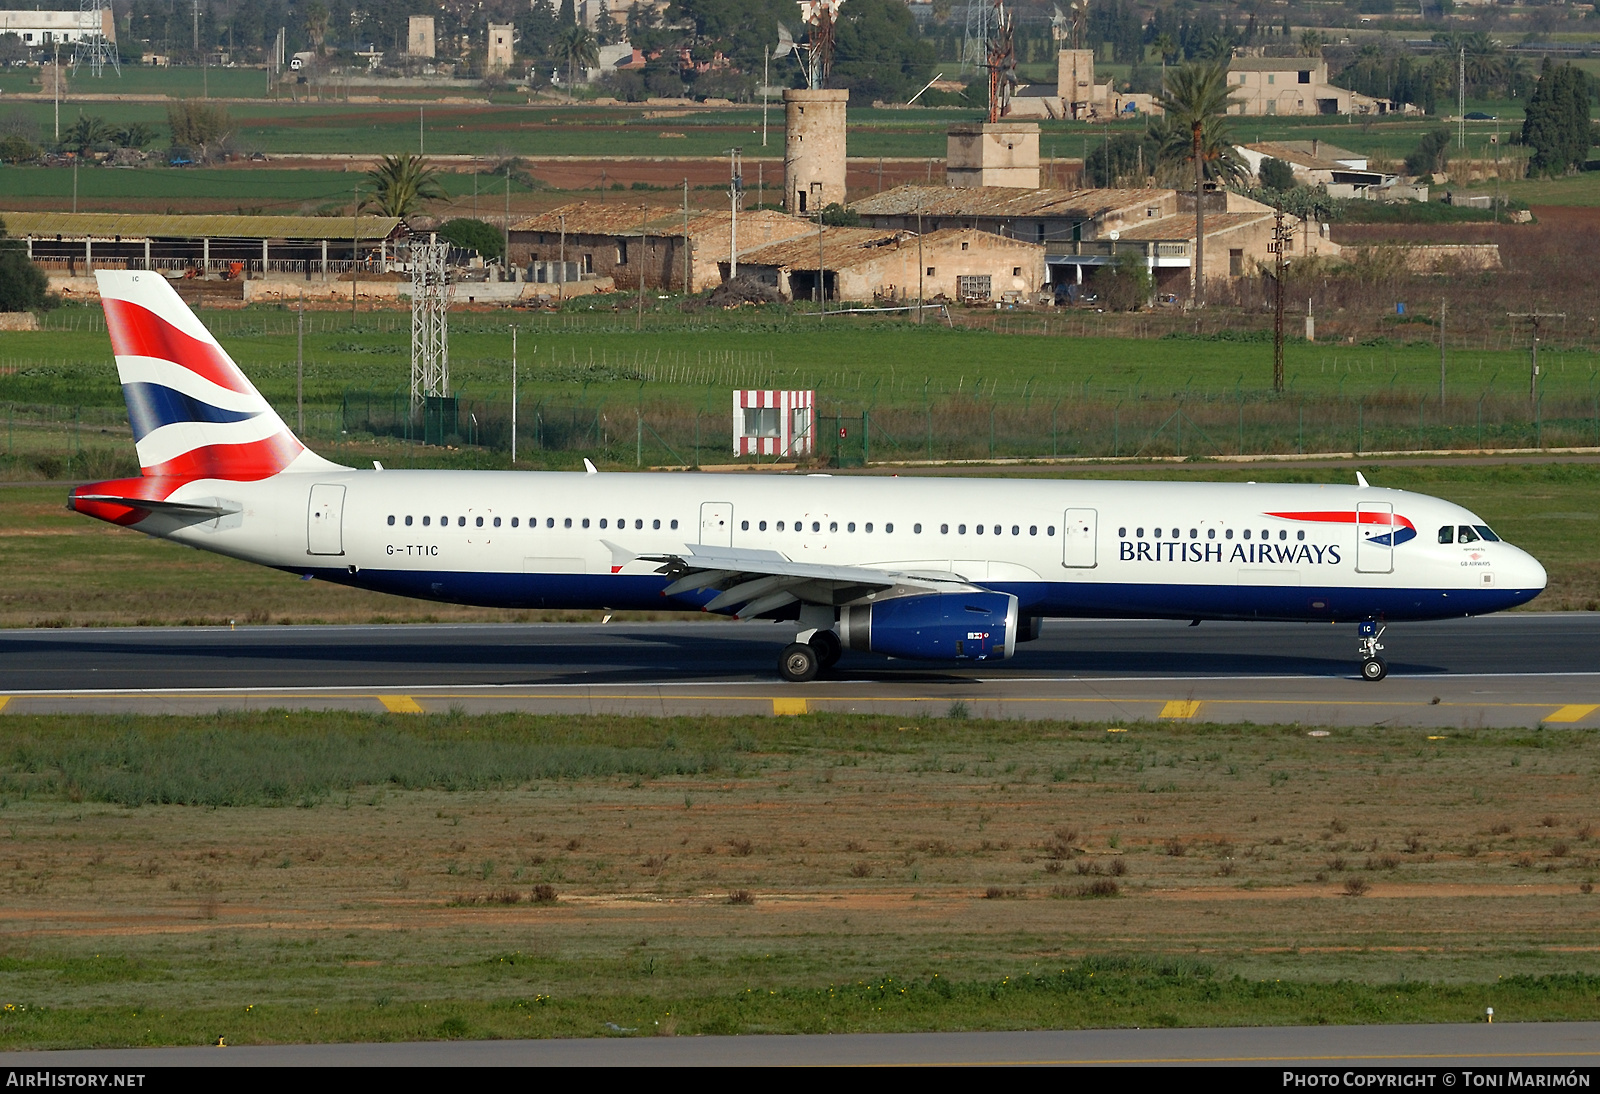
<box><xmin>1358</xmin><ymin>620</ymin><xmax>1387</xmax><ymax>681</ymax></box>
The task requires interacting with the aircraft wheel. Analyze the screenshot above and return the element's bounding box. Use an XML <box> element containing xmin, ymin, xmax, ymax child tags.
<box><xmin>1360</xmin><ymin>656</ymin><xmax>1388</xmax><ymax>682</ymax></box>
<box><xmin>809</xmin><ymin>629</ymin><xmax>842</xmax><ymax>669</ymax></box>
<box><xmin>779</xmin><ymin>642</ymin><xmax>820</xmax><ymax>683</ymax></box>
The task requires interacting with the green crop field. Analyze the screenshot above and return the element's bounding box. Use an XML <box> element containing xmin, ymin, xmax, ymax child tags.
<box><xmin>1</xmin><ymin>710</ymin><xmax>1597</xmax><ymax>1049</ymax></box>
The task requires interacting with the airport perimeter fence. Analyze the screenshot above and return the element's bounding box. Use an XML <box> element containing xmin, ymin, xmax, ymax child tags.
<box><xmin>335</xmin><ymin>386</ymin><xmax>1600</xmax><ymax>467</ymax></box>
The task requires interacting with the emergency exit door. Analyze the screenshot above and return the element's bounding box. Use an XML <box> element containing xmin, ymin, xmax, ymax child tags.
<box><xmin>1062</xmin><ymin>508</ymin><xmax>1097</xmax><ymax>568</ymax></box>
<box><xmin>306</xmin><ymin>483</ymin><xmax>346</xmax><ymax>556</ymax></box>
<box><xmin>699</xmin><ymin>502</ymin><xmax>733</xmax><ymax>547</ymax></box>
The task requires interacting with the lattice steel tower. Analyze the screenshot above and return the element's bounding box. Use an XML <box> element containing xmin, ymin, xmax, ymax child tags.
<box><xmin>71</xmin><ymin>0</ymin><xmax>121</xmax><ymax>77</ymax></box>
<box><xmin>410</xmin><ymin>236</ymin><xmax>450</xmax><ymax>410</ymax></box>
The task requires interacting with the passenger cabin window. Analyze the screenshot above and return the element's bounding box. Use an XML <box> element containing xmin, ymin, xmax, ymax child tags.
<box><xmin>423</xmin><ymin>516</ymin><xmax>431</xmax><ymax>526</ymax></box>
<box><xmin>387</xmin><ymin>515</ymin><xmax>395</xmax><ymax>526</ymax></box>
<box><xmin>885</xmin><ymin>523</ymin><xmax>894</xmax><ymax>533</ymax></box>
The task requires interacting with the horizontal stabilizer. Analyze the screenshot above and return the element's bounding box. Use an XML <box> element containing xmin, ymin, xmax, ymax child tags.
<box><xmin>72</xmin><ymin>494</ymin><xmax>241</xmax><ymax>519</ymax></box>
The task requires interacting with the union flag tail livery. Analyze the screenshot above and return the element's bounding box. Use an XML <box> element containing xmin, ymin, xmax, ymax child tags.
<box><xmin>70</xmin><ymin>270</ymin><xmax>343</xmax><ymax>525</ymax></box>
<box><xmin>67</xmin><ymin>269</ymin><xmax>1546</xmax><ymax>683</ymax></box>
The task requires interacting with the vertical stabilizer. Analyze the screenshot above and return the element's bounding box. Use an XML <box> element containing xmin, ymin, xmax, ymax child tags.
<box><xmin>94</xmin><ymin>269</ymin><xmax>343</xmax><ymax>480</ymax></box>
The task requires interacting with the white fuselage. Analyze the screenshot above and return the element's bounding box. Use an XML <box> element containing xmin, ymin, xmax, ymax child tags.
<box><xmin>143</xmin><ymin>469</ymin><xmax>1546</xmax><ymax>624</ymax></box>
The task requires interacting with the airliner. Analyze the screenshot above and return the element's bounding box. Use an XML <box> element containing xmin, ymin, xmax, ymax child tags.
<box><xmin>69</xmin><ymin>270</ymin><xmax>1547</xmax><ymax>682</ymax></box>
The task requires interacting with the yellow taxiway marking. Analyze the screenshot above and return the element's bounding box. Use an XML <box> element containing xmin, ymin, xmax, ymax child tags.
<box><xmin>1544</xmin><ymin>704</ymin><xmax>1599</xmax><ymax>724</ymax></box>
<box><xmin>1159</xmin><ymin>700</ymin><xmax>1201</xmax><ymax>719</ymax></box>
<box><xmin>377</xmin><ymin>695</ymin><xmax>424</xmax><ymax>714</ymax></box>
<box><xmin>772</xmin><ymin>697</ymin><xmax>809</xmax><ymax>715</ymax></box>
<box><xmin>0</xmin><ymin>696</ymin><xmax>9</xmax><ymax>712</ymax></box>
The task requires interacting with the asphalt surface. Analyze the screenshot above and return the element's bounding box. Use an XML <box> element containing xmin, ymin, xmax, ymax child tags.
<box><xmin>6</xmin><ymin>1022</ymin><xmax>1600</xmax><ymax>1066</ymax></box>
<box><xmin>1</xmin><ymin>614</ymin><xmax>1596</xmax><ymax>726</ymax></box>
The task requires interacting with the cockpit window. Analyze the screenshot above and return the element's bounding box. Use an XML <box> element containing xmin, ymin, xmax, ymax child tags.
<box><xmin>1474</xmin><ymin>525</ymin><xmax>1500</xmax><ymax>542</ymax></box>
<box><xmin>1457</xmin><ymin>525</ymin><xmax>1480</xmax><ymax>544</ymax></box>
<box><xmin>1438</xmin><ymin>526</ymin><xmax>1454</xmax><ymax>544</ymax></box>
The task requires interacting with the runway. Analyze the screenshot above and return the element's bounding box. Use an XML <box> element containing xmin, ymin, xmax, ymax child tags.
<box><xmin>1</xmin><ymin>614</ymin><xmax>1596</xmax><ymax>727</ymax></box>
<box><xmin>6</xmin><ymin>1022</ymin><xmax>1600</xmax><ymax>1066</ymax></box>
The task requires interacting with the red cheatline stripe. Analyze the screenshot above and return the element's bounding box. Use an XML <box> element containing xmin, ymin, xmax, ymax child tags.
<box><xmin>1268</xmin><ymin>510</ymin><xmax>1416</xmax><ymax>530</ymax></box>
<box><xmin>140</xmin><ymin>432</ymin><xmax>303</xmax><ymax>481</ymax></box>
<box><xmin>102</xmin><ymin>298</ymin><xmax>252</xmax><ymax>395</ymax></box>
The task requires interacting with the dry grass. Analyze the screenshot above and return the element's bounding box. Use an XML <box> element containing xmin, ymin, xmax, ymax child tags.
<box><xmin>2</xmin><ymin>712</ymin><xmax>1599</xmax><ymax>1044</ymax></box>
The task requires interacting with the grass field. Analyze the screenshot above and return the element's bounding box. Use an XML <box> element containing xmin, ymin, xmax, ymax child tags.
<box><xmin>0</xmin><ymin>94</ymin><xmax>1547</xmax><ymax>165</ymax></box>
<box><xmin>1</xmin><ymin>710</ymin><xmax>1596</xmax><ymax>1048</ymax></box>
<box><xmin>2</xmin><ymin>457</ymin><xmax>1595</xmax><ymax>628</ymax></box>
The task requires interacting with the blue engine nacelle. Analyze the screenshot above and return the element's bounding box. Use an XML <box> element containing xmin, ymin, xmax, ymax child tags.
<box><xmin>836</xmin><ymin>592</ymin><xmax>1019</xmax><ymax>662</ymax></box>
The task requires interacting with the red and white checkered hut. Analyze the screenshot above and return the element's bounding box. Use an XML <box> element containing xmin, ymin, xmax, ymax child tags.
<box><xmin>733</xmin><ymin>389</ymin><xmax>815</xmax><ymax>457</ymax></box>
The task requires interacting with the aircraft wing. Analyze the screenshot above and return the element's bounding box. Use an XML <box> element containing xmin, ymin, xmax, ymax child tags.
<box><xmin>631</xmin><ymin>543</ymin><xmax>984</xmax><ymax>619</ymax></box>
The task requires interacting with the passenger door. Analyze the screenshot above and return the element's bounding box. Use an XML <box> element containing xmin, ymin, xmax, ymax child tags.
<box><xmin>1356</xmin><ymin>501</ymin><xmax>1394</xmax><ymax>574</ymax></box>
<box><xmin>306</xmin><ymin>484</ymin><xmax>345</xmax><ymax>556</ymax></box>
<box><xmin>1061</xmin><ymin>508</ymin><xmax>1097</xmax><ymax>568</ymax></box>
<box><xmin>699</xmin><ymin>502</ymin><xmax>733</xmax><ymax>547</ymax></box>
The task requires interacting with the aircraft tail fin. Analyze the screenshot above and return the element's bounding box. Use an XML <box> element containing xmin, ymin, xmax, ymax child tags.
<box><xmin>93</xmin><ymin>269</ymin><xmax>343</xmax><ymax>482</ymax></box>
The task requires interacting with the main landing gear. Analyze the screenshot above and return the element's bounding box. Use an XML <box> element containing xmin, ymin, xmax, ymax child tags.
<box><xmin>779</xmin><ymin>628</ymin><xmax>842</xmax><ymax>683</ymax></box>
<box><xmin>1358</xmin><ymin>620</ymin><xmax>1388</xmax><ymax>682</ymax></box>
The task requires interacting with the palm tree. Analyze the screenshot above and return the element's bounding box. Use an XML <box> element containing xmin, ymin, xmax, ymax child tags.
<box><xmin>1152</xmin><ymin>31</ymin><xmax>1176</xmax><ymax>79</ymax></box>
<box><xmin>362</xmin><ymin>153</ymin><xmax>446</xmax><ymax>218</ymax></box>
<box><xmin>1156</xmin><ymin>61</ymin><xmax>1239</xmax><ymax>307</ymax></box>
<box><xmin>1298</xmin><ymin>28</ymin><xmax>1324</xmax><ymax>57</ymax></box>
<box><xmin>560</xmin><ymin>23</ymin><xmax>599</xmax><ymax>93</ymax></box>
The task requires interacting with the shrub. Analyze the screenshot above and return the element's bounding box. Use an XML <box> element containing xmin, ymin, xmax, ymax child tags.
<box><xmin>437</xmin><ymin>217</ymin><xmax>505</xmax><ymax>263</ymax></box>
<box><xmin>1343</xmin><ymin>877</ymin><xmax>1371</xmax><ymax>897</ymax></box>
<box><xmin>1259</xmin><ymin>157</ymin><xmax>1296</xmax><ymax>191</ymax></box>
<box><xmin>728</xmin><ymin>889</ymin><xmax>755</xmax><ymax>905</ymax></box>
<box><xmin>1092</xmin><ymin>249</ymin><xmax>1153</xmax><ymax>312</ymax></box>
<box><xmin>530</xmin><ymin>884</ymin><xmax>558</xmax><ymax>903</ymax></box>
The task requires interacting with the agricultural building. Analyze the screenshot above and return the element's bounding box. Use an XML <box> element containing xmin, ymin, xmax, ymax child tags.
<box><xmin>508</xmin><ymin>203</ymin><xmax>814</xmax><ymax>293</ymax></box>
<box><xmin>849</xmin><ymin>185</ymin><xmax>1339</xmax><ymax>299</ymax></box>
<box><xmin>0</xmin><ymin>6</ymin><xmax>114</xmax><ymax>48</ymax></box>
<box><xmin>1224</xmin><ymin>58</ymin><xmax>1397</xmax><ymax>117</ymax></box>
<box><xmin>733</xmin><ymin>226</ymin><xmax>1044</xmax><ymax>305</ymax></box>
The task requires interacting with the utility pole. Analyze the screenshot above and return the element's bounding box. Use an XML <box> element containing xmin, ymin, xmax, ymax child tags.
<box><xmin>351</xmin><ymin>185</ymin><xmax>360</xmax><ymax>321</ymax></box>
<box><xmin>192</xmin><ymin>0</ymin><xmax>200</xmax><ymax>52</ymax></box>
<box><xmin>762</xmin><ymin>49</ymin><xmax>769</xmax><ymax>148</ymax></box>
<box><xmin>1271</xmin><ymin>207</ymin><xmax>1293</xmax><ymax>393</ymax></box>
<box><xmin>682</xmin><ymin>178</ymin><xmax>691</xmax><ymax>293</ymax></box>
<box><xmin>557</xmin><ymin>213</ymin><xmax>566</xmax><ymax>302</ymax></box>
<box><xmin>296</xmin><ymin>293</ymin><xmax>305</xmax><ymax>432</ymax></box>
<box><xmin>816</xmin><ymin>210</ymin><xmax>825</xmax><ymax>318</ymax></box>
<box><xmin>727</xmin><ymin>148</ymin><xmax>742</xmax><ymax>279</ymax></box>
<box><xmin>916</xmin><ymin>199</ymin><xmax>924</xmax><ymax>325</ymax></box>
<box><xmin>1508</xmin><ymin>311</ymin><xmax>1565</xmax><ymax>409</ymax></box>
<box><xmin>510</xmin><ymin>326</ymin><xmax>517</xmax><ymax>464</ymax></box>
<box><xmin>1458</xmin><ymin>46</ymin><xmax>1465</xmax><ymax>151</ymax></box>
<box><xmin>637</xmin><ymin>204</ymin><xmax>647</xmax><ymax>330</ymax></box>
<box><xmin>1439</xmin><ymin>298</ymin><xmax>1446</xmax><ymax>409</ymax></box>
<box><xmin>419</xmin><ymin>105</ymin><xmax>424</xmax><ymax>154</ymax></box>
<box><xmin>52</xmin><ymin>41</ymin><xmax>59</xmax><ymax>142</ymax></box>
<box><xmin>504</xmin><ymin>166</ymin><xmax>511</xmax><ymax>281</ymax></box>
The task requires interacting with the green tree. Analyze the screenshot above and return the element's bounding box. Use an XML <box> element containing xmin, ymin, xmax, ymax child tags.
<box><xmin>165</xmin><ymin>101</ymin><xmax>233</xmax><ymax>162</ymax></box>
<box><xmin>1155</xmin><ymin>61</ymin><xmax>1240</xmax><ymax>306</ymax></box>
<box><xmin>819</xmin><ymin>202</ymin><xmax>859</xmax><ymax>226</ymax></box>
<box><xmin>0</xmin><ymin>217</ymin><xmax>50</xmax><ymax>312</ymax></box>
<box><xmin>559</xmin><ymin>23</ymin><xmax>598</xmax><ymax>90</ymax></box>
<box><xmin>303</xmin><ymin>1</ymin><xmax>328</xmax><ymax>55</ymax></box>
<box><xmin>1259</xmin><ymin>157</ymin><xmax>1296</xmax><ymax>191</ymax></box>
<box><xmin>830</xmin><ymin>0</ymin><xmax>935</xmax><ymax>101</ymax></box>
<box><xmin>1299</xmin><ymin>29</ymin><xmax>1324</xmax><ymax>57</ymax></box>
<box><xmin>1093</xmin><ymin>249</ymin><xmax>1153</xmax><ymax>311</ymax></box>
<box><xmin>437</xmin><ymin>217</ymin><xmax>505</xmax><ymax>262</ymax></box>
<box><xmin>1404</xmin><ymin>127</ymin><xmax>1452</xmax><ymax>178</ymax></box>
<box><xmin>1523</xmin><ymin>58</ymin><xmax>1592</xmax><ymax>178</ymax></box>
<box><xmin>362</xmin><ymin>154</ymin><xmax>446</xmax><ymax>217</ymax></box>
<box><xmin>116</xmin><ymin>122</ymin><xmax>157</xmax><ymax>148</ymax></box>
<box><xmin>63</xmin><ymin>114</ymin><xmax>112</xmax><ymax>154</ymax></box>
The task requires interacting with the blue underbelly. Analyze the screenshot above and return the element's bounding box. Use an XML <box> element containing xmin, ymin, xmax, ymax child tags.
<box><xmin>303</xmin><ymin>568</ymin><xmax>1541</xmax><ymax>623</ymax></box>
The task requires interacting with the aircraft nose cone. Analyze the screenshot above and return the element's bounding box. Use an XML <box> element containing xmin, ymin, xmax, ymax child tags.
<box><xmin>1521</xmin><ymin>549</ymin><xmax>1549</xmax><ymax>592</ymax></box>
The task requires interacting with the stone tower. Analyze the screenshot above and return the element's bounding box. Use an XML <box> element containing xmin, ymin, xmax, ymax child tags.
<box><xmin>783</xmin><ymin>88</ymin><xmax>848</xmax><ymax>216</ymax></box>
<box><xmin>407</xmin><ymin>15</ymin><xmax>435</xmax><ymax>58</ymax></box>
<box><xmin>946</xmin><ymin>121</ymin><xmax>1040</xmax><ymax>188</ymax></box>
